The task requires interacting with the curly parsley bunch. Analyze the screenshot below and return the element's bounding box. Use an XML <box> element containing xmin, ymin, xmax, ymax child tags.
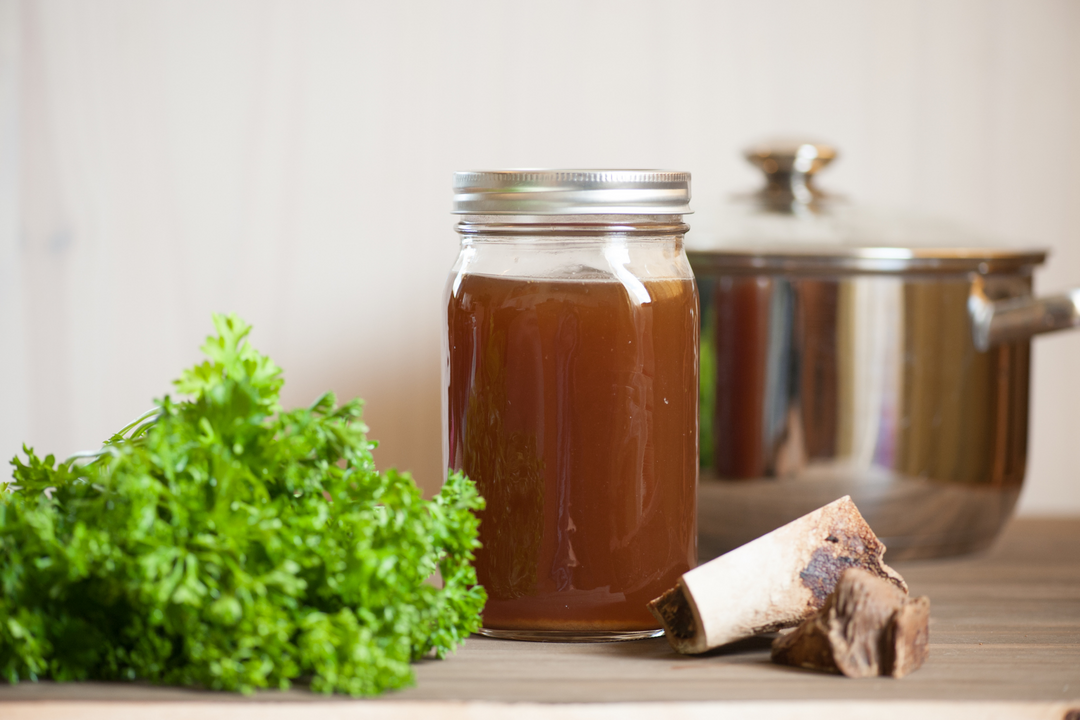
<box><xmin>0</xmin><ymin>314</ymin><xmax>485</xmax><ymax>695</ymax></box>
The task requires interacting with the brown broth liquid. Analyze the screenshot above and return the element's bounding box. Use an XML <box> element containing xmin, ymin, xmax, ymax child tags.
<box><xmin>446</xmin><ymin>273</ymin><xmax>698</xmax><ymax>631</ymax></box>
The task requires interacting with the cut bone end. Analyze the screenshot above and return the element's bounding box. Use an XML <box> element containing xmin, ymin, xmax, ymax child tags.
<box><xmin>771</xmin><ymin>568</ymin><xmax>930</xmax><ymax>678</ymax></box>
<box><xmin>647</xmin><ymin>583</ymin><xmax>698</xmax><ymax>649</ymax></box>
<box><xmin>649</xmin><ymin>496</ymin><xmax>906</xmax><ymax>654</ymax></box>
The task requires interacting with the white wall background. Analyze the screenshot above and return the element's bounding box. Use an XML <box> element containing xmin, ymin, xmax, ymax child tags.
<box><xmin>1</xmin><ymin>0</ymin><xmax>1078</xmax><ymax>513</ymax></box>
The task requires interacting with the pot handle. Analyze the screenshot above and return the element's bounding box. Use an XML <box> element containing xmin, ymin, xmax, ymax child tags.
<box><xmin>971</xmin><ymin>286</ymin><xmax>1080</xmax><ymax>351</ymax></box>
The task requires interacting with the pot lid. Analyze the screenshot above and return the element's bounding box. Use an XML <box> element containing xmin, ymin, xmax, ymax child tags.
<box><xmin>687</xmin><ymin>141</ymin><xmax>1048</xmax><ymax>274</ymax></box>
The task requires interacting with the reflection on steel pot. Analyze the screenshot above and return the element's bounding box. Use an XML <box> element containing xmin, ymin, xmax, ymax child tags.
<box><xmin>691</xmin><ymin>142</ymin><xmax>1080</xmax><ymax>561</ymax></box>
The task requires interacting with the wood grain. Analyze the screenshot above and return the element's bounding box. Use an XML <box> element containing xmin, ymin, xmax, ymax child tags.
<box><xmin>0</xmin><ymin>518</ymin><xmax>1078</xmax><ymax>718</ymax></box>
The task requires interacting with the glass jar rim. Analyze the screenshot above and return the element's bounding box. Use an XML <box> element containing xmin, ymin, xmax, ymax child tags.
<box><xmin>456</xmin><ymin>214</ymin><xmax>689</xmax><ymax>237</ymax></box>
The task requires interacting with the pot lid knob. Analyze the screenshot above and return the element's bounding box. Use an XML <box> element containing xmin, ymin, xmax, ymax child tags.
<box><xmin>744</xmin><ymin>141</ymin><xmax>837</xmax><ymax>214</ymax></box>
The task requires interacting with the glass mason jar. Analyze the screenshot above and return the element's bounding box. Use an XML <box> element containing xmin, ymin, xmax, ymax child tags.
<box><xmin>443</xmin><ymin>170</ymin><xmax>699</xmax><ymax>641</ymax></box>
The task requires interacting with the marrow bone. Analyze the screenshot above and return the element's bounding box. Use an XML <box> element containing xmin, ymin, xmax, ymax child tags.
<box><xmin>648</xmin><ymin>496</ymin><xmax>906</xmax><ymax>655</ymax></box>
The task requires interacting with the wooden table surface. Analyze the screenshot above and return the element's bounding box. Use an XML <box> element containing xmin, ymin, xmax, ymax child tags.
<box><xmin>2</xmin><ymin>518</ymin><xmax>1079</xmax><ymax>719</ymax></box>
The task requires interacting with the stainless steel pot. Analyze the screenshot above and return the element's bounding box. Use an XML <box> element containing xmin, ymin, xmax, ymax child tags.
<box><xmin>691</xmin><ymin>143</ymin><xmax>1080</xmax><ymax>560</ymax></box>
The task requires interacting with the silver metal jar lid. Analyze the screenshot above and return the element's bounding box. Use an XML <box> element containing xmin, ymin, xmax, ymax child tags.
<box><xmin>452</xmin><ymin>170</ymin><xmax>692</xmax><ymax>215</ymax></box>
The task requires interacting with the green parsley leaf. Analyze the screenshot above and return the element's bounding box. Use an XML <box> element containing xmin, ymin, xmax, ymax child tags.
<box><xmin>0</xmin><ymin>313</ymin><xmax>485</xmax><ymax>695</ymax></box>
